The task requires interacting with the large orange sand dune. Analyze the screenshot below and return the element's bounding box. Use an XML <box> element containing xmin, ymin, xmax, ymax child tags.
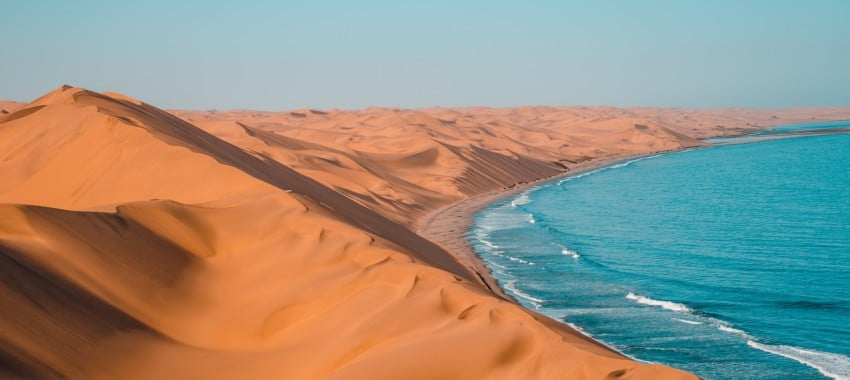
<box><xmin>1</xmin><ymin>86</ymin><xmax>847</xmax><ymax>379</ymax></box>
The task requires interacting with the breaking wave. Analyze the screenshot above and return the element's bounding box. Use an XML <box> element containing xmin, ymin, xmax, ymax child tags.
<box><xmin>510</xmin><ymin>191</ymin><xmax>533</xmax><ymax>207</ymax></box>
<box><xmin>747</xmin><ymin>341</ymin><xmax>850</xmax><ymax>380</ymax></box>
<box><xmin>674</xmin><ymin>318</ymin><xmax>703</xmax><ymax>325</ymax></box>
<box><xmin>558</xmin><ymin>244</ymin><xmax>580</xmax><ymax>259</ymax></box>
<box><xmin>504</xmin><ymin>280</ymin><xmax>544</xmax><ymax>309</ymax></box>
<box><xmin>625</xmin><ymin>292</ymin><xmax>692</xmax><ymax>313</ymax></box>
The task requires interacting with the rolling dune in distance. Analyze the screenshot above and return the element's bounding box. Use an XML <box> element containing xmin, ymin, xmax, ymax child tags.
<box><xmin>1</xmin><ymin>86</ymin><xmax>847</xmax><ymax>379</ymax></box>
<box><xmin>0</xmin><ymin>101</ymin><xmax>24</xmax><ymax>116</ymax></box>
<box><xmin>172</xmin><ymin>103</ymin><xmax>849</xmax><ymax>225</ymax></box>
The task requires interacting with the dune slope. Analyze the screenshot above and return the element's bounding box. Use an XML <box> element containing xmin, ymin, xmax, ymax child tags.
<box><xmin>0</xmin><ymin>87</ymin><xmax>697</xmax><ymax>379</ymax></box>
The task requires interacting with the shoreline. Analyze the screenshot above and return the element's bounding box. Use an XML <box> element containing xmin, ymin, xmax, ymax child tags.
<box><xmin>415</xmin><ymin>150</ymin><xmax>684</xmax><ymax>357</ymax></box>
<box><xmin>416</xmin><ymin>150</ymin><xmax>679</xmax><ymax>298</ymax></box>
<box><xmin>415</xmin><ymin>123</ymin><xmax>850</xmax><ymax>363</ymax></box>
<box><xmin>417</xmin><ymin>123</ymin><xmax>850</xmax><ymax>300</ymax></box>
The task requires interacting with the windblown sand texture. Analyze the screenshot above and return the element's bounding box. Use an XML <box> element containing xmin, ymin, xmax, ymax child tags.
<box><xmin>2</xmin><ymin>86</ymin><xmax>847</xmax><ymax>379</ymax></box>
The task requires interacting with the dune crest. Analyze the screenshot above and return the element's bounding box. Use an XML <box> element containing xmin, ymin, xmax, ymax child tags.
<box><xmin>4</xmin><ymin>86</ymin><xmax>847</xmax><ymax>379</ymax></box>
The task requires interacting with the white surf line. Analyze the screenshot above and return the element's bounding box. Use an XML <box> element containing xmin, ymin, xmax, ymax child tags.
<box><xmin>510</xmin><ymin>191</ymin><xmax>533</xmax><ymax>207</ymax></box>
<box><xmin>674</xmin><ymin>318</ymin><xmax>703</xmax><ymax>325</ymax></box>
<box><xmin>625</xmin><ymin>292</ymin><xmax>692</xmax><ymax>313</ymax></box>
<box><xmin>747</xmin><ymin>341</ymin><xmax>850</xmax><ymax>380</ymax></box>
<box><xmin>557</xmin><ymin>244</ymin><xmax>580</xmax><ymax>259</ymax></box>
<box><xmin>503</xmin><ymin>280</ymin><xmax>543</xmax><ymax>309</ymax></box>
<box><xmin>669</xmin><ymin>304</ymin><xmax>849</xmax><ymax>379</ymax></box>
<box><xmin>558</xmin><ymin>154</ymin><xmax>664</xmax><ymax>185</ymax></box>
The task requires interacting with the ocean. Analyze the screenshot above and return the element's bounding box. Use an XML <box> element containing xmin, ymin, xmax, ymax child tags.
<box><xmin>470</xmin><ymin>123</ymin><xmax>850</xmax><ymax>379</ymax></box>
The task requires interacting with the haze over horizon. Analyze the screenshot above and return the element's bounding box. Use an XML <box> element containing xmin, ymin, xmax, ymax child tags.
<box><xmin>3</xmin><ymin>1</ymin><xmax>850</xmax><ymax>110</ymax></box>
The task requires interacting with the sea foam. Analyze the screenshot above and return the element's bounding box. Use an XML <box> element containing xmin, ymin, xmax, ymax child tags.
<box><xmin>480</xmin><ymin>239</ymin><xmax>499</xmax><ymax>249</ymax></box>
<box><xmin>674</xmin><ymin>318</ymin><xmax>703</xmax><ymax>325</ymax></box>
<box><xmin>558</xmin><ymin>244</ymin><xmax>580</xmax><ymax>259</ymax></box>
<box><xmin>510</xmin><ymin>192</ymin><xmax>533</xmax><ymax>207</ymax></box>
<box><xmin>506</xmin><ymin>255</ymin><xmax>534</xmax><ymax>265</ymax></box>
<box><xmin>747</xmin><ymin>341</ymin><xmax>850</xmax><ymax>380</ymax></box>
<box><xmin>504</xmin><ymin>280</ymin><xmax>544</xmax><ymax>308</ymax></box>
<box><xmin>626</xmin><ymin>292</ymin><xmax>692</xmax><ymax>313</ymax></box>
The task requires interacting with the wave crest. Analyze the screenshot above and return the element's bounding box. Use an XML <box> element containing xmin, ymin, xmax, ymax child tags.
<box><xmin>674</xmin><ymin>318</ymin><xmax>703</xmax><ymax>325</ymax></box>
<box><xmin>716</xmin><ymin>323</ymin><xmax>752</xmax><ymax>339</ymax></box>
<box><xmin>626</xmin><ymin>292</ymin><xmax>692</xmax><ymax>313</ymax></box>
<box><xmin>510</xmin><ymin>192</ymin><xmax>532</xmax><ymax>207</ymax></box>
<box><xmin>558</xmin><ymin>244</ymin><xmax>580</xmax><ymax>259</ymax></box>
<box><xmin>747</xmin><ymin>341</ymin><xmax>850</xmax><ymax>380</ymax></box>
<box><xmin>504</xmin><ymin>280</ymin><xmax>544</xmax><ymax>309</ymax></box>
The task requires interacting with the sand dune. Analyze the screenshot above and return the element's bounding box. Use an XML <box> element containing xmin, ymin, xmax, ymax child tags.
<box><xmin>0</xmin><ymin>198</ymin><xmax>683</xmax><ymax>379</ymax></box>
<box><xmin>2</xmin><ymin>86</ymin><xmax>847</xmax><ymax>379</ymax></box>
<box><xmin>0</xmin><ymin>100</ymin><xmax>24</xmax><ymax>115</ymax></box>
<box><xmin>175</xmin><ymin>103</ymin><xmax>847</xmax><ymax>225</ymax></box>
<box><xmin>171</xmin><ymin>105</ymin><xmax>732</xmax><ymax>224</ymax></box>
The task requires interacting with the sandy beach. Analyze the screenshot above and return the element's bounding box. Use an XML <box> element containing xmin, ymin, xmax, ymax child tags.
<box><xmin>2</xmin><ymin>86</ymin><xmax>848</xmax><ymax>379</ymax></box>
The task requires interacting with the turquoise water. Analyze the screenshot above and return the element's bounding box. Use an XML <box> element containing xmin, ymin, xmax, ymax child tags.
<box><xmin>470</xmin><ymin>128</ymin><xmax>850</xmax><ymax>379</ymax></box>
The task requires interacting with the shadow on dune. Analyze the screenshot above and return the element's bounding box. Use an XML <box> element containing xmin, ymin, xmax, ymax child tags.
<box><xmin>72</xmin><ymin>90</ymin><xmax>482</xmax><ymax>286</ymax></box>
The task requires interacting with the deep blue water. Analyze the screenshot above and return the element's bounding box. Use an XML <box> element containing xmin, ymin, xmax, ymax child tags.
<box><xmin>470</xmin><ymin>128</ymin><xmax>850</xmax><ymax>379</ymax></box>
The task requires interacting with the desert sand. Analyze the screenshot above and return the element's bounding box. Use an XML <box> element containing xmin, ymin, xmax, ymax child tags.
<box><xmin>0</xmin><ymin>100</ymin><xmax>23</xmax><ymax>115</ymax></box>
<box><xmin>1</xmin><ymin>85</ymin><xmax>847</xmax><ymax>379</ymax></box>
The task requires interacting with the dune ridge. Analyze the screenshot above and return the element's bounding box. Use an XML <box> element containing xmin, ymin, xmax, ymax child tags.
<box><xmin>2</xmin><ymin>86</ymin><xmax>847</xmax><ymax>379</ymax></box>
<box><xmin>173</xmin><ymin>103</ymin><xmax>849</xmax><ymax>225</ymax></box>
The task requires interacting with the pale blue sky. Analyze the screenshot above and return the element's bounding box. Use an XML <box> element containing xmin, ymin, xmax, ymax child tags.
<box><xmin>3</xmin><ymin>1</ymin><xmax>849</xmax><ymax>110</ymax></box>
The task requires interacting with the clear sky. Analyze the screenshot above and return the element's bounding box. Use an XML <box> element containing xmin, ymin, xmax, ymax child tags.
<box><xmin>3</xmin><ymin>1</ymin><xmax>850</xmax><ymax>110</ymax></box>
